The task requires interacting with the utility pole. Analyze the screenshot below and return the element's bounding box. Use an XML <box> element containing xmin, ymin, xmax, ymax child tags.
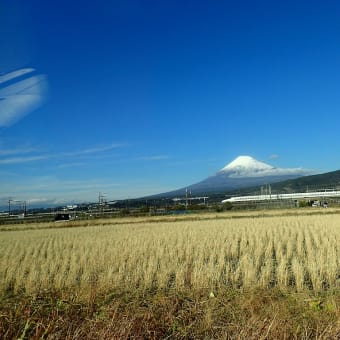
<box><xmin>185</xmin><ymin>189</ymin><xmax>188</xmax><ymax>210</ymax></box>
<box><xmin>23</xmin><ymin>201</ymin><xmax>27</xmax><ymax>216</ymax></box>
<box><xmin>8</xmin><ymin>198</ymin><xmax>13</xmax><ymax>216</ymax></box>
<box><xmin>98</xmin><ymin>192</ymin><xmax>106</xmax><ymax>216</ymax></box>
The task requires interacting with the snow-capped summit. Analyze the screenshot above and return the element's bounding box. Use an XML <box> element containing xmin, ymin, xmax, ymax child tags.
<box><xmin>219</xmin><ymin>155</ymin><xmax>309</xmax><ymax>178</ymax></box>
<box><xmin>221</xmin><ymin>155</ymin><xmax>273</xmax><ymax>173</ymax></box>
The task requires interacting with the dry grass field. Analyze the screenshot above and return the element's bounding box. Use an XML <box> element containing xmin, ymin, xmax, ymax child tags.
<box><xmin>0</xmin><ymin>210</ymin><xmax>339</xmax><ymax>338</ymax></box>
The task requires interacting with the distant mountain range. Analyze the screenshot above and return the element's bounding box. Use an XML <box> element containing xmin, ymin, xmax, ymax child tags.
<box><xmin>151</xmin><ymin>155</ymin><xmax>316</xmax><ymax>198</ymax></box>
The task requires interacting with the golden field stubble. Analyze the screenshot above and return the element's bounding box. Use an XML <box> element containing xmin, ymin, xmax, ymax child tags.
<box><xmin>0</xmin><ymin>215</ymin><xmax>338</xmax><ymax>296</ymax></box>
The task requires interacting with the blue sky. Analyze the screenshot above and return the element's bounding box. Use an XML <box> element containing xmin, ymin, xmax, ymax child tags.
<box><xmin>1</xmin><ymin>0</ymin><xmax>340</xmax><ymax>207</ymax></box>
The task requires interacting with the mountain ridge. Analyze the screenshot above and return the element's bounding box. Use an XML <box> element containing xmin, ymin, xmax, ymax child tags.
<box><xmin>148</xmin><ymin>155</ymin><xmax>315</xmax><ymax>198</ymax></box>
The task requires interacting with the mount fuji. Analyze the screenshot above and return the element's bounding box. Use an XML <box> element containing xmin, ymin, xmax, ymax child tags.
<box><xmin>219</xmin><ymin>156</ymin><xmax>310</xmax><ymax>178</ymax></box>
<box><xmin>155</xmin><ymin>155</ymin><xmax>315</xmax><ymax>197</ymax></box>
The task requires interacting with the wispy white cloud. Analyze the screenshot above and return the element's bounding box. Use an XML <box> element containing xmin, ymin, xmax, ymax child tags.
<box><xmin>61</xmin><ymin>143</ymin><xmax>128</xmax><ymax>157</ymax></box>
<box><xmin>0</xmin><ymin>141</ymin><xmax>41</xmax><ymax>157</ymax></box>
<box><xmin>0</xmin><ymin>146</ymin><xmax>39</xmax><ymax>156</ymax></box>
<box><xmin>0</xmin><ymin>68</ymin><xmax>48</xmax><ymax>127</ymax></box>
<box><xmin>57</xmin><ymin>162</ymin><xmax>86</xmax><ymax>169</ymax></box>
<box><xmin>0</xmin><ymin>141</ymin><xmax>172</xmax><ymax>168</ymax></box>
<box><xmin>0</xmin><ymin>141</ymin><xmax>173</xmax><ymax>205</ymax></box>
<box><xmin>0</xmin><ymin>142</ymin><xmax>127</xmax><ymax>165</ymax></box>
<box><xmin>0</xmin><ymin>155</ymin><xmax>49</xmax><ymax>164</ymax></box>
<box><xmin>228</xmin><ymin>167</ymin><xmax>316</xmax><ymax>178</ymax></box>
<box><xmin>135</xmin><ymin>155</ymin><xmax>169</xmax><ymax>161</ymax></box>
<box><xmin>269</xmin><ymin>154</ymin><xmax>280</xmax><ymax>159</ymax></box>
<box><xmin>0</xmin><ymin>68</ymin><xmax>35</xmax><ymax>84</ymax></box>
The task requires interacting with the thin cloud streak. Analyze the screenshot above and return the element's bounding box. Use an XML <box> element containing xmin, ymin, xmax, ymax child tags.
<box><xmin>0</xmin><ymin>142</ymin><xmax>171</xmax><ymax>167</ymax></box>
<box><xmin>0</xmin><ymin>155</ymin><xmax>49</xmax><ymax>164</ymax></box>
<box><xmin>0</xmin><ymin>69</ymin><xmax>48</xmax><ymax>127</ymax></box>
<box><xmin>0</xmin><ymin>68</ymin><xmax>35</xmax><ymax>84</ymax></box>
<box><xmin>61</xmin><ymin>143</ymin><xmax>128</xmax><ymax>157</ymax></box>
<box><xmin>135</xmin><ymin>155</ymin><xmax>169</xmax><ymax>161</ymax></box>
<box><xmin>57</xmin><ymin>162</ymin><xmax>86</xmax><ymax>169</ymax></box>
<box><xmin>0</xmin><ymin>146</ymin><xmax>39</xmax><ymax>156</ymax></box>
<box><xmin>0</xmin><ymin>143</ymin><xmax>127</xmax><ymax>164</ymax></box>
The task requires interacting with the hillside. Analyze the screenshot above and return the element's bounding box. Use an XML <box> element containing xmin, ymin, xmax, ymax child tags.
<box><xmin>224</xmin><ymin>169</ymin><xmax>340</xmax><ymax>198</ymax></box>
